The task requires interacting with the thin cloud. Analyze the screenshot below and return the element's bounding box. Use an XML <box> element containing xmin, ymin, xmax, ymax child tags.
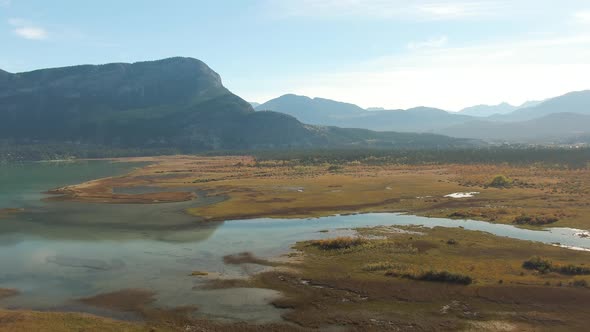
<box><xmin>14</xmin><ymin>27</ymin><xmax>48</xmax><ymax>40</ymax></box>
<box><xmin>408</xmin><ymin>36</ymin><xmax>448</xmax><ymax>50</ymax></box>
<box><xmin>574</xmin><ymin>10</ymin><xmax>590</xmax><ymax>23</ymax></box>
<box><xmin>267</xmin><ymin>0</ymin><xmax>507</xmax><ymax>20</ymax></box>
<box><xmin>415</xmin><ymin>2</ymin><xmax>502</xmax><ymax>19</ymax></box>
<box><xmin>281</xmin><ymin>33</ymin><xmax>590</xmax><ymax>110</ymax></box>
<box><xmin>8</xmin><ymin>18</ymin><xmax>48</xmax><ymax>40</ymax></box>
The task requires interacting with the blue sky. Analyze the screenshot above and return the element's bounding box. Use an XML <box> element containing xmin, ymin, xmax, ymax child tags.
<box><xmin>1</xmin><ymin>0</ymin><xmax>590</xmax><ymax>110</ymax></box>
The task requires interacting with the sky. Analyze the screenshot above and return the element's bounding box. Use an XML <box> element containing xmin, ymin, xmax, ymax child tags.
<box><xmin>1</xmin><ymin>0</ymin><xmax>590</xmax><ymax>111</ymax></box>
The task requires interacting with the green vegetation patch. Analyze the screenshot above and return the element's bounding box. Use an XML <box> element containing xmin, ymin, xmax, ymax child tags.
<box><xmin>310</xmin><ymin>237</ymin><xmax>366</xmax><ymax>250</ymax></box>
<box><xmin>386</xmin><ymin>269</ymin><xmax>473</xmax><ymax>285</ymax></box>
<box><xmin>523</xmin><ymin>256</ymin><xmax>590</xmax><ymax>275</ymax></box>
<box><xmin>488</xmin><ymin>175</ymin><xmax>513</xmax><ymax>188</ymax></box>
<box><xmin>513</xmin><ymin>215</ymin><xmax>559</xmax><ymax>226</ymax></box>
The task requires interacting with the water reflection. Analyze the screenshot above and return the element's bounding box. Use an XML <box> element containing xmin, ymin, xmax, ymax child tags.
<box><xmin>1</xmin><ymin>161</ymin><xmax>589</xmax><ymax>323</ymax></box>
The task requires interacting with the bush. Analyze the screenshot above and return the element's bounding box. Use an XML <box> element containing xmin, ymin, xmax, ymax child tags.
<box><xmin>387</xmin><ymin>270</ymin><xmax>472</xmax><ymax>285</ymax></box>
<box><xmin>448</xmin><ymin>211</ymin><xmax>473</xmax><ymax>219</ymax></box>
<box><xmin>522</xmin><ymin>256</ymin><xmax>590</xmax><ymax>275</ymax></box>
<box><xmin>522</xmin><ymin>256</ymin><xmax>552</xmax><ymax>273</ymax></box>
<box><xmin>326</xmin><ymin>165</ymin><xmax>344</xmax><ymax>172</ymax></box>
<box><xmin>557</xmin><ymin>265</ymin><xmax>590</xmax><ymax>275</ymax></box>
<box><xmin>311</xmin><ymin>237</ymin><xmax>366</xmax><ymax>250</ymax></box>
<box><xmin>513</xmin><ymin>215</ymin><xmax>558</xmax><ymax>225</ymax></box>
<box><xmin>489</xmin><ymin>175</ymin><xmax>512</xmax><ymax>188</ymax></box>
<box><xmin>573</xmin><ymin>279</ymin><xmax>588</xmax><ymax>288</ymax></box>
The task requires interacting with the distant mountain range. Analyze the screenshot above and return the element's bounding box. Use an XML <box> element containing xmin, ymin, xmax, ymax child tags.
<box><xmin>489</xmin><ymin>91</ymin><xmax>590</xmax><ymax>121</ymax></box>
<box><xmin>1</xmin><ymin>56</ymin><xmax>586</xmax><ymax>149</ymax></box>
<box><xmin>0</xmin><ymin>57</ymin><xmax>480</xmax><ymax>151</ymax></box>
<box><xmin>257</xmin><ymin>90</ymin><xmax>590</xmax><ymax>143</ymax></box>
<box><xmin>457</xmin><ymin>100</ymin><xmax>543</xmax><ymax>117</ymax></box>
<box><xmin>459</xmin><ymin>102</ymin><xmax>519</xmax><ymax>117</ymax></box>
<box><xmin>438</xmin><ymin>112</ymin><xmax>590</xmax><ymax>143</ymax></box>
<box><xmin>256</xmin><ymin>95</ymin><xmax>472</xmax><ymax>132</ymax></box>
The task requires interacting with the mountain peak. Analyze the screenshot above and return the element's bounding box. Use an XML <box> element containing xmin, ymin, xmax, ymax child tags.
<box><xmin>277</xmin><ymin>93</ymin><xmax>313</xmax><ymax>101</ymax></box>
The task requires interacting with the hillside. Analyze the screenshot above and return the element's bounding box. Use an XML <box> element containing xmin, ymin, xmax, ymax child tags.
<box><xmin>0</xmin><ymin>58</ymin><xmax>480</xmax><ymax>153</ymax></box>
<box><xmin>256</xmin><ymin>94</ymin><xmax>365</xmax><ymax>125</ymax></box>
<box><xmin>491</xmin><ymin>90</ymin><xmax>590</xmax><ymax>121</ymax></box>
<box><xmin>257</xmin><ymin>95</ymin><xmax>474</xmax><ymax>132</ymax></box>
<box><xmin>437</xmin><ymin>112</ymin><xmax>590</xmax><ymax>143</ymax></box>
<box><xmin>458</xmin><ymin>100</ymin><xmax>543</xmax><ymax>117</ymax></box>
<box><xmin>459</xmin><ymin>102</ymin><xmax>518</xmax><ymax>117</ymax></box>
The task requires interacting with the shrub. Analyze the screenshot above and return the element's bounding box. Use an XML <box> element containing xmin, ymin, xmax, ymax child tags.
<box><xmin>557</xmin><ymin>264</ymin><xmax>590</xmax><ymax>275</ymax></box>
<box><xmin>522</xmin><ymin>257</ymin><xmax>590</xmax><ymax>275</ymax></box>
<box><xmin>446</xmin><ymin>239</ymin><xmax>458</xmax><ymax>245</ymax></box>
<box><xmin>387</xmin><ymin>270</ymin><xmax>472</xmax><ymax>285</ymax></box>
<box><xmin>489</xmin><ymin>175</ymin><xmax>512</xmax><ymax>188</ymax></box>
<box><xmin>327</xmin><ymin>165</ymin><xmax>343</xmax><ymax>172</ymax></box>
<box><xmin>513</xmin><ymin>215</ymin><xmax>558</xmax><ymax>225</ymax></box>
<box><xmin>311</xmin><ymin>237</ymin><xmax>366</xmax><ymax>250</ymax></box>
<box><xmin>573</xmin><ymin>279</ymin><xmax>588</xmax><ymax>288</ymax></box>
<box><xmin>522</xmin><ymin>256</ymin><xmax>552</xmax><ymax>273</ymax></box>
<box><xmin>448</xmin><ymin>211</ymin><xmax>472</xmax><ymax>219</ymax></box>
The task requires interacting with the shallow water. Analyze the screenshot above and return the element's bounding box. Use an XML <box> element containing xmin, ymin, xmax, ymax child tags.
<box><xmin>0</xmin><ymin>161</ymin><xmax>589</xmax><ymax>323</ymax></box>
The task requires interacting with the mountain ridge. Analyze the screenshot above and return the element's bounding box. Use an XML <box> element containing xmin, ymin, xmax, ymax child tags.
<box><xmin>0</xmin><ymin>57</ymin><xmax>480</xmax><ymax>151</ymax></box>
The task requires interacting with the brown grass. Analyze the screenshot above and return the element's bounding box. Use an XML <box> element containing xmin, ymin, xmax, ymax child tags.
<box><xmin>310</xmin><ymin>236</ymin><xmax>366</xmax><ymax>250</ymax></box>
<box><xmin>44</xmin><ymin>155</ymin><xmax>590</xmax><ymax>231</ymax></box>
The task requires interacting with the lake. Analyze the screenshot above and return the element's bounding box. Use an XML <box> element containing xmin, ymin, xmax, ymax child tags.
<box><xmin>0</xmin><ymin>161</ymin><xmax>589</xmax><ymax>322</ymax></box>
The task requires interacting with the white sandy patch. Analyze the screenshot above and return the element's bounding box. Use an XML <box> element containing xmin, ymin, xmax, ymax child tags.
<box><xmin>552</xmin><ymin>244</ymin><xmax>590</xmax><ymax>252</ymax></box>
<box><xmin>444</xmin><ymin>192</ymin><xmax>480</xmax><ymax>198</ymax></box>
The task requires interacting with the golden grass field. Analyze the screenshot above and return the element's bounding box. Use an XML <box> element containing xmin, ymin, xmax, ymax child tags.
<box><xmin>49</xmin><ymin>155</ymin><xmax>590</xmax><ymax>230</ymax></box>
<box><xmin>3</xmin><ymin>155</ymin><xmax>590</xmax><ymax>331</ymax></box>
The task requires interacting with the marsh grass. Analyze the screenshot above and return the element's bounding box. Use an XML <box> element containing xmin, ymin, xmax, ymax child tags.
<box><xmin>310</xmin><ymin>237</ymin><xmax>366</xmax><ymax>250</ymax></box>
<box><xmin>386</xmin><ymin>269</ymin><xmax>473</xmax><ymax>285</ymax></box>
<box><xmin>362</xmin><ymin>261</ymin><xmax>399</xmax><ymax>272</ymax></box>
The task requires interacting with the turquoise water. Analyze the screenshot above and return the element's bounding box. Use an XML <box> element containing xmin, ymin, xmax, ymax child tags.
<box><xmin>0</xmin><ymin>161</ymin><xmax>589</xmax><ymax>322</ymax></box>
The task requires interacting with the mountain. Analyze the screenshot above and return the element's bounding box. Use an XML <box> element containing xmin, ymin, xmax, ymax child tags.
<box><xmin>0</xmin><ymin>57</ymin><xmax>479</xmax><ymax>151</ymax></box>
<box><xmin>459</xmin><ymin>99</ymin><xmax>545</xmax><ymax>117</ymax></box>
<box><xmin>492</xmin><ymin>91</ymin><xmax>590</xmax><ymax>122</ymax></box>
<box><xmin>437</xmin><ymin>112</ymin><xmax>590</xmax><ymax>143</ymax></box>
<box><xmin>0</xmin><ymin>57</ymin><xmax>319</xmax><ymax>149</ymax></box>
<box><xmin>256</xmin><ymin>94</ymin><xmax>366</xmax><ymax>126</ymax></box>
<box><xmin>249</xmin><ymin>102</ymin><xmax>261</xmax><ymax>108</ymax></box>
<box><xmin>488</xmin><ymin>90</ymin><xmax>590</xmax><ymax>121</ymax></box>
<box><xmin>519</xmin><ymin>100</ymin><xmax>544</xmax><ymax>109</ymax></box>
<box><xmin>256</xmin><ymin>95</ymin><xmax>474</xmax><ymax>132</ymax></box>
<box><xmin>459</xmin><ymin>102</ymin><xmax>518</xmax><ymax>117</ymax></box>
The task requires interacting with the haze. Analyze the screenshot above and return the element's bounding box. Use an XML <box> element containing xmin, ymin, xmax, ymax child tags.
<box><xmin>2</xmin><ymin>0</ymin><xmax>590</xmax><ymax>110</ymax></box>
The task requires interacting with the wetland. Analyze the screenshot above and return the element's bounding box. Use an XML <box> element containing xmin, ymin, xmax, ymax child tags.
<box><xmin>0</xmin><ymin>156</ymin><xmax>589</xmax><ymax>331</ymax></box>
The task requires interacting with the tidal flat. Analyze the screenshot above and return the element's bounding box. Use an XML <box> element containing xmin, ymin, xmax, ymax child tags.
<box><xmin>0</xmin><ymin>156</ymin><xmax>589</xmax><ymax>331</ymax></box>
